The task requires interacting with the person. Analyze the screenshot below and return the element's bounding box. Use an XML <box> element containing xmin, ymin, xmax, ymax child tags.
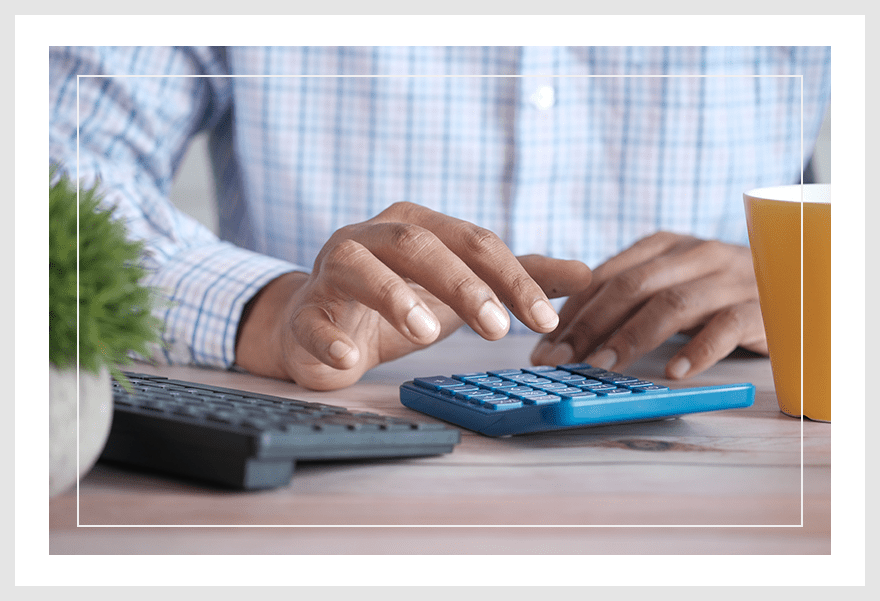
<box><xmin>49</xmin><ymin>46</ymin><xmax>831</xmax><ymax>391</ymax></box>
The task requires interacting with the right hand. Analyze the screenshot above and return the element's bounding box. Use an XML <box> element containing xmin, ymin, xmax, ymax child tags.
<box><xmin>234</xmin><ymin>202</ymin><xmax>592</xmax><ymax>390</ymax></box>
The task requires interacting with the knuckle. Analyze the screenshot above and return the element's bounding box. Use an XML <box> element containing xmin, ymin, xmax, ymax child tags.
<box><xmin>447</xmin><ymin>276</ymin><xmax>486</xmax><ymax>303</ymax></box>
<box><xmin>698</xmin><ymin>238</ymin><xmax>725</xmax><ymax>257</ymax></box>
<box><xmin>386</xmin><ymin>222</ymin><xmax>432</xmax><ymax>252</ymax></box>
<box><xmin>495</xmin><ymin>269</ymin><xmax>536</xmax><ymax>306</ymax></box>
<box><xmin>322</xmin><ymin>238</ymin><xmax>366</xmax><ymax>271</ymax></box>
<box><xmin>716</xmin><ymin>304</ymin><xmax>749</xmax><ymax>334</ymax></box>
<box><xmin>461</xmin><ymin>225</ymin><xmax>502</xmax><ymax>255</ymax></box>
<box><xmin>656</xmin><ymin>287</ymin><xmax>691</xmax><ymax>315</ymax></box>
<box><xmin>373</xmin><ymin>276</ymin><xmax>406</xmax><ymax>309</ymax></box>
<box><xmin>607</xmin><ymin>271</ymin><xmax>645</xmax><ymax>299</ymax></box>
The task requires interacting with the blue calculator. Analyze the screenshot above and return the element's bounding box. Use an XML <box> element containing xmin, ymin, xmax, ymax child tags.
<box><xmin>400</xmin><ymin>363</ymin><xmax>754</xmax><ymax>436</ymax></box>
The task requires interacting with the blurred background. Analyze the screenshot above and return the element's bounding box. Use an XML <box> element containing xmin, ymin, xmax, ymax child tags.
<box><xmin>169</xmin><ymin>105</ymin><xmax>831</xmax><ymax>237</ymax></box>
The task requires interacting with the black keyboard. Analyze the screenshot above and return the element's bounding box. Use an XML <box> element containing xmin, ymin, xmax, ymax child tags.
<box><xmin>100</xmin><ymin>372</ymin><xmax>460</xmax><ymax>489</ymax></box>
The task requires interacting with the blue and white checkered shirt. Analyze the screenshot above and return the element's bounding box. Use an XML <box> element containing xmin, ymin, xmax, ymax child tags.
<box><xmin>49</xmin><ymin>46</ymin><xmax>831</xmax><ymax>369</ymax></box>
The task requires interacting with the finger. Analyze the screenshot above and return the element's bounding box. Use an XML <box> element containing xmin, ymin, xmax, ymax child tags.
<box><xmin>350</xmin><ymin>220</ymin><xmax>512</xmax><ymax>340</ymax></box>
<box><xmin>515</xmin><ymin>254</ymin><xmax>592</xmax><ymax>338</ymax></box>
<box><xmin>664</xmin><ymin>299</ymin><xmax>766</xmax><ymax>379</ymax></box>
<box><xmin>373</xmin><ymin>203</ymin><xmax>560</xmax><ymax>333</ymax></box>
<box><xmin>318</xmin><ymin>238</ymin><xmax>442</xmax><ymax>344</ymax></box>
<box><xmin>588</xmin><ymin>231</ymin><xmax>686</xmax><ymax>288</ymax></box>
<box><xmin>288</xmin><ymin>303</ymin><xmax>362</xmax><ymax>371</ymax></box>
<box><xmin>584</xmin><ymin>275</ymin><xmax>760</xmax><ymax>373</ymax></box>
<box><xmin>532</xmin><ymin>233</ymin><xmax>686</xmax><ymax>360</ymax></box>
<box><xmin>561</xmin><ymin>239</ymin><xmax>734</xmax><ymax>357</ymax></box>
<box><xmin>516</xmin><ymin>254</ymin><xmax>592</xmax><ymax>299</ymax></box>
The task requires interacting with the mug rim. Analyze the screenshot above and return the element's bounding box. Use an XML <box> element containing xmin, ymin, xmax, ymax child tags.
<box><xmin>744</xmin><ymin>183</ymin><xmax>830</xmax><ymax>204</ymax></box>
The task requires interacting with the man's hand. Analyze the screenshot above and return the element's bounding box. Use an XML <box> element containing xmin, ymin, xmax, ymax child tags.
<box><xmin>530</xmin><ymin>232</ymin><xmax>768</xmax><ymax>379</ymax></box>
<box><xmin>235</xmin><ymin>202</ymin><xmax>592</xmax><ymax>390</ymax></box>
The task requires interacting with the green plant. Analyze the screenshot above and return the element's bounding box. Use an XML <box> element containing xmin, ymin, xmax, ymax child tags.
<box><xmin>49</xmin><ymin>167</ymin><xmax>162</xmax><ymax>379</ymax></box>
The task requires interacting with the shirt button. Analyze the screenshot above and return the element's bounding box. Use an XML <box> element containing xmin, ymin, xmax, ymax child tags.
<box><xmin>529</xmin><ymin>86</ymin><xmax>555</xmax><ymax>110</ymax></box>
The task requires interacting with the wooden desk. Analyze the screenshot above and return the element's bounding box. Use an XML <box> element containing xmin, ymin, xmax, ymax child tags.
<box><xmin>49</xmin><ymin>331</ymin><xmax>830</xmax><ymax>555</ymax></box>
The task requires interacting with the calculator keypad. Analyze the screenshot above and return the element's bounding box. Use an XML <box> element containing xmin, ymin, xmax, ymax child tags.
<box><xmin>414</xmin><ymin>363</ymin><xmax>668</xmax><ymax>411</ymax></box>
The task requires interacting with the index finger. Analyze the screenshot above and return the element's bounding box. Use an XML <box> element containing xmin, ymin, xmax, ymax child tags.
<box><xmin>373</xmin><ymin>202</ymin><xmax>564</xmax><ymax>333</ymax></box>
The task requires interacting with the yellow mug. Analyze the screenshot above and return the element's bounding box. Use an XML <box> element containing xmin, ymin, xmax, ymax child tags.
<box><xmin>743</xmin><ymin>184</ymin><xmax>831</xmax><ymax>422</ymax></box>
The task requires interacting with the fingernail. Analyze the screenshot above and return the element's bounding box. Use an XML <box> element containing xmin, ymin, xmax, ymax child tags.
<box><xmin>667</xmin><ymin>356</ymin><xmax>691</xmax><ymax>379</ymax></box>
<box><xmin>529</xmin><ymin>299</ymin><xmax>558</xmax><ymax>330</ymax></box>
<box><xmin>406</xmin><ymin>305</ymin><xmax>439</xmax><ymax>339</ymax></box>
<box><xmin>586</xmin><ymin>348</ymin><xmax>617</xmax><ymax>370</ymax></box>
<box><xmin>328</xmin><ymin>340</ymin><xmax>354</xmax><ymax>362</ymax></box>
<box><xmin>478</xmin><ymin>300</ymin><xmax>509</xmax><ymax>337</ymax></box>
<box><xmin>544</xmin><ymin>342</ymin><xmax>574</xmax><ymax>366</ymax></box>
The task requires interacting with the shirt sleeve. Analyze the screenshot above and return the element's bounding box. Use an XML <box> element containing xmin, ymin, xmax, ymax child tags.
<box><xmin>49</xmin><ymin>46</ymin><xmax>301</xmax><ymax>368</ymax></box>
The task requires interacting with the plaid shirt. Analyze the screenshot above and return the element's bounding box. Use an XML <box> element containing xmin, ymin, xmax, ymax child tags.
<box><xmin>49</xmin><ymin>46</ymin><xmax>831</xmax><ymax>368</ymax></box>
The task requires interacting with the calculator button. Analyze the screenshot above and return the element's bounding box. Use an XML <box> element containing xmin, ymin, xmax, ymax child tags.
<box><xmin>464</xmin><ymin>376</ymin><xmax>505</xmax><ymax>386</ymax></box>
<box><xmin>414</xmin><ymin>376</ymin><xmax>465</xmax><ymax>391</ymax></box>
<box><xmin>460</xmin><ymin>390</ymin><xmax>495</xmax><ymax>400</ymax></box>
<box><xmin>452</xmin><ymin>372</ymin><xmax>487</xmax><ymax>380</ymax></box>
<box><xmin>487</xmin><ymin>381</ymin><xmax>517</xmax><ymax>390</ymax></box>
<box><xmin>482</xmin><ymin>398</ymin><xmax>524</xmax><ymax>411</ymax></box>
<box><xmin>451</xmin><ymin>386</ymin><xmax>484</xmax><ymax>399</ymax></box>
<box><xmin>598</xmin><ymin>388</ymin><xmax>633</xmax><ymax>396</ymax></box>
<box><xmin>527</xmin><ymin>369</ymin><xmax>571</xmax><ymax>381</ymax></box>
<box><xmin>564</xmin><ymin>391</ymin><xmax>598</xmax><ymax>399</ymax></box>
<box><xmin>557</xmin><ymin>363</ymin><xmax>594</xmax><ymax>371</ymax></box>
<box><xmin>534</xmin><ymin>382</ymin><xmax>567</xmax><ymax>391</ymax></box>
<box><xmin>505</xmin><ymin>373</ymin><xmax>544</xmax><ymax>383</ymax></box>
<box><xmin>553</xmin><ymin>387</ymin><xmax>590</xmax><ymax>398</ymax></box>
<box><xmin>571</xmin><ymin>367</ymin><xmax>613</xmax><ymax>379</ymax></box>
<box><xmin>471</xmin><ymin>394</ymin><xmax>510</xmax><ymax>405</ymax></box>
<box><xmin>488</xmin><ymin>369</ymin><xmax>523</xmax><ymax>377</ymax></box>
<box><xmin>505</xmin><ymin>387</ymin><xmax>544</xmax><ymax>400</ymax></box>
<box><xmin>624</xmin><ymin>380</ymin><xmax>656</xmax><ymax>388</ymax></box>
<box><xmin>522</xmin><ymin>395</ymin><xmax>562</xmax><ymax>405</ymax></box>
<box><xmin>580</xmin><ymin>383</ymin><xmax>617</xmax><ymax>392</ymax></box>
<box><xmin>606</xmin><ymin>376</ymin><xmax>640</xmax><ymax>385</ymax></box>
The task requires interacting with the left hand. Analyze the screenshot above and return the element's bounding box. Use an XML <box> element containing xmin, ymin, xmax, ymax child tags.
<box><xmin>530</xmin><ymin>232</ymin><xmax>769</xmax><ymax>379</ymax></box>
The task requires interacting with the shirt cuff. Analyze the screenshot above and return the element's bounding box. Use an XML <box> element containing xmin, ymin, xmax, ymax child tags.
<box><xmin>142</xmin><ymin>240</ymin><xmax>305</xmax><ymax>369</ymax></box>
